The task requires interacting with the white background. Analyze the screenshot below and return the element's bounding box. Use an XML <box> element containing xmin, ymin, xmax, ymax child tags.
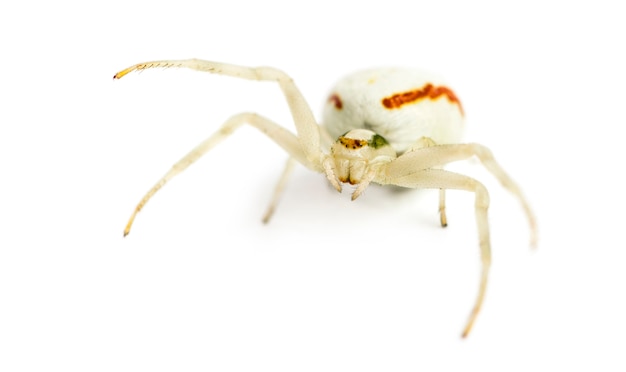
<box><xmin>1</xmin><ymin>1</ymin><xmax>625</xmax><ymax>371</ymax></box>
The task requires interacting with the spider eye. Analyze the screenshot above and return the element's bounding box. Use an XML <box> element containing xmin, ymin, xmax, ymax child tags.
<box><xmin>335</xmin><ymin>130</ymin><xmax>390</xmax><ymax>151</ymax></box>
<box><xmin>337</xmin><ymin>137</ymin><xmax>366</xmax><ymax>149</ymax></box>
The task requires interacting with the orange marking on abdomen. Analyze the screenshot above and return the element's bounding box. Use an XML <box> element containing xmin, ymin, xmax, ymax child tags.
<box><xmin>328</xmin><ymin>93</ymin><xmax>343</xmax><ymax>109</ymax></box>
<box><xmin>382</xmin><ymin>84</ymin><xmax>464</xmax><ymax>115</ymax></box>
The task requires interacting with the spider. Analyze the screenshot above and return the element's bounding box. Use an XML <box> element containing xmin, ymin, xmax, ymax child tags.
<box><xmin>113</xmin><ymin>59</ymin><xmax>537</xmax><ymax>338</ymax></box>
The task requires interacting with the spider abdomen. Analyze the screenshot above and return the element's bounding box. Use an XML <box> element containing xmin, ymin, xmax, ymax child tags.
<box><xmin>323</xmin><ymin>68</ymin><xmax>465</xmax><ymax>153</ymax></box>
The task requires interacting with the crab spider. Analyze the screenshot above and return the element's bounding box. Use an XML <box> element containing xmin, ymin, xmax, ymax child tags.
<box><xmin>113</xmin><ymin>59</ymin><xmax>537</xmax><ymax>338</ymax></box>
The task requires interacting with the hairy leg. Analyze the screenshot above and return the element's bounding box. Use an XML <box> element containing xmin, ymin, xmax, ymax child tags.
<box><xmin>114</xmin><ymin>59</ymin><xmax>323</xmax><ymax>164</ymax></box>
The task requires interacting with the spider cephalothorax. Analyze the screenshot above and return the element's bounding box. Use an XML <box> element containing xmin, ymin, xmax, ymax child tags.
<box><xmin>325</xmin><ymin>129</ymin><xmax>395</xmax><ymax>198</ymax></box>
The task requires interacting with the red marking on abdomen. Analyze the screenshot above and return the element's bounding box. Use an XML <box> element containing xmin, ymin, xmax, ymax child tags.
<box><xmin>382</xmin><ymin>84</ymin><xmax>463</xmax><ymax>114</ymax></box>
<box><xmin>328</xmin><ymin>93</ymin><xmax>343</xmax><ymax>109</ymax></box>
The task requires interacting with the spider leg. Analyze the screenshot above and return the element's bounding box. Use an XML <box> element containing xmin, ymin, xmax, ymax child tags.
<box><xmin>439</xmin><ymin>189</ymin><xmax>448</xmax><ymax>227</ymax></box>
<box><xmin>378</xmin><ymin>168</ymin><xmax>490</xmax><ymax>338</ymax></box>
<box><xmin>114</xmin><ymin>59</ymin><xmax>324</xmax><ymax>164</ymax></box>
<box><xmin>405</xmin><ymin>137</ymin><xmax>450</xmax><ymax>228</ymax></box>
<box><xmin>123</xmin><ymin>113</ymin><xmax>309</xmax><ymax>236</ymax></box>
<box><xmin>262</xmin><ymin>157</ymin><xmax>297</xmax><ymax>223</ymax></box>
<box><xmin>386</xmin><ymin>143</ymin><xmax>537</xmax><ymax>247</ymax></box>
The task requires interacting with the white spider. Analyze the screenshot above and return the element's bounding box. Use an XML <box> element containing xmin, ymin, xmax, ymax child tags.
<box><xmin>113</xmin><ymin>59</ymin><xmax>537</xmax><ymax>338</ymax></box>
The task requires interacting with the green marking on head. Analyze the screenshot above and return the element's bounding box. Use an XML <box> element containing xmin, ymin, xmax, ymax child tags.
<box><xmin>368</xmin><ymin>134</ymin><xmax>389</xmax><ymax>149</ymax></box>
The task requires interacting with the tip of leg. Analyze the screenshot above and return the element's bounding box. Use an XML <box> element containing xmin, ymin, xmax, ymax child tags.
<box><xmin>529</xmin><ymin>229</ymin><xmax>539</xmax><ymax>249</ymax></box>
<box><xmin>124</xmin><ymin>213</ymin><xmax>137</xmax><ymax>238</ymax></box>
<box><xmin>461</xmin><ymin>313</ymin><xmax>477</xmax><ymax>339</ymax></box>
<box><xmin>439</xmin><ymin>209</ymin><xmax>448</xmax><ymax>227</ymax></box>
<box><xmin>461</xmin><ymin>324</ymin><xmax>472</xmax><ymax>339</ymax></box>
<box><xmin>113</xmin><ymin>67</ymin><xmax>133</xmax><ymax>80</ymax></box>
<box><xmin>123</xmin><ymin>223</ymin><xmax>133</xmax><ymax>238</ymax></box>
<box><xmin>261</xmin><ymin>206</ymin><xmax>275</xmax><ymax>224</ymax></box>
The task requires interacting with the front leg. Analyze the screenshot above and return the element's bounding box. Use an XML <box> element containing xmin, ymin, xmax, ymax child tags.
<box><xmin>123</xmin><ymin>112</ymin><xmax>310</xmax><ymax>236</ymax></box>
<box><xmin>387</xmin><ymin>143</ymin><xmax>537</xmax><ymax>247</ymax></box>
<box><xmin>405</xmin><ymin>137</ymin><xmax>449</xmax><ymax>228</ymax></box>
<box><xmin>379</xmin><ymin>168</ymin><xmax>491</xmax><ymax>338</ymax></box>
<box><xmin>114</xmin><ymin>59</ymin><xmax>323</xmax><ymax>164</ymax></box>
